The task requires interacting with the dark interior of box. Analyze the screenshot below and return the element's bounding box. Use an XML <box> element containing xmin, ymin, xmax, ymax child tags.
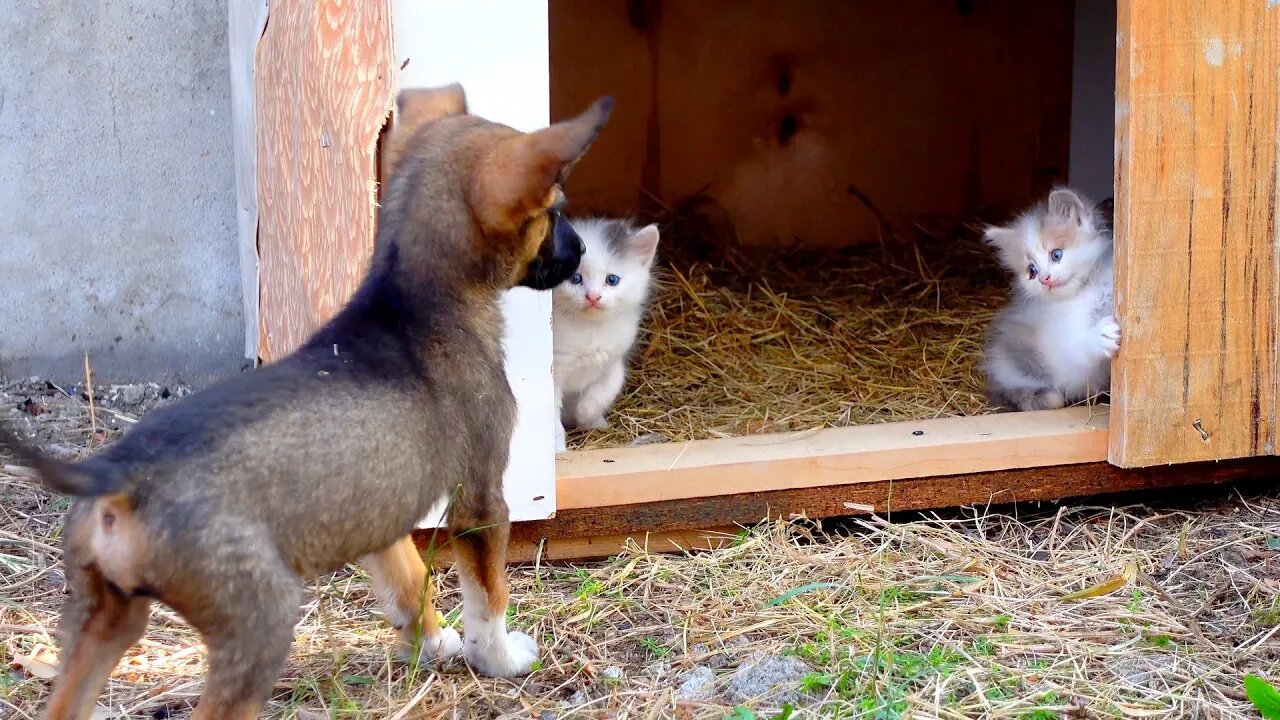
<box><xmin>548</xmin><ymin>0</ymin><xmax>1084</xmax><ymax>450</ymax></box>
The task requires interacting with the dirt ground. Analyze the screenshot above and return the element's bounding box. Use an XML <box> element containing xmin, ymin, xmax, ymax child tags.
<box><xmin>3</xmin><ymin>376</ymin><xmax>1280</xmax><ymax>719</ymax></box>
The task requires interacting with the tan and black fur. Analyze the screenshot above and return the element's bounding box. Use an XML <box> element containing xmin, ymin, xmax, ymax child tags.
<box><xmin>0</xmin><ymin>84</ymin><xmax>613</xmax><ymax>720</ymax></box>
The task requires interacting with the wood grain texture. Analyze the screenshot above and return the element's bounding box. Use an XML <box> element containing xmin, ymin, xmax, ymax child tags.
<box><xmin>417</xmin><ymin>456</ymin><xmax>1277</xmax><ymax>563</ymax></box>
<box><xmin>1112</xmin><ymin>0</ymin><xmax>1280</xmax><ymax>466</ymax></box>
<box><xmin>228</xmin><ymin>0</ymin><xmax>270</xmax><ymax>364</ymax></box>
<box><xmin>255</xmin><ymin>0</ymin><xmax>395</xmax><ymax>362</ymax></box>
<box><xmin>550</xmin><ymin>0</ymin><xmax>1074</xmax><ymax>247</ymax></box>
<box><xmin>556</xmin><ymin>407</ymin><xmax>1109</xmax><ymax>510</ymax></box>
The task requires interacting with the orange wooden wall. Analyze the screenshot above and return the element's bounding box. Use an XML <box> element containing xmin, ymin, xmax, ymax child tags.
<box><xmin>550</xmin><ymin>0</ymin><xmax>1075</xmax><ymax>248</ymax></box>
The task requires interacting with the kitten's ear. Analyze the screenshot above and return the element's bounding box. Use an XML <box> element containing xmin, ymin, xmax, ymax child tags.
<box><xmin>624</xmin><ymin>223</ymin><xmax>660</xmax><ymax>265</ymax></box>
<box><xmin>1046</xmin><ymin>188</ymin><xmax>1087</xmax><ymax>226</ymax></box>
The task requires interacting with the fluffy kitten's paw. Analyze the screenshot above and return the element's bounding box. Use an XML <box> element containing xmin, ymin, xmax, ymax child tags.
<box><xmin>1096</xmin><ymin>317</ymin><xmax>1121</xmax><ymax>358</ymax></box>
<box><xmin>581</xmin><ymin>415</ymin><xmax>608</xmax><ymax>430</ymax></box>
<box><xmin>397</xmin><ymin>628</ymin><xmax>463</xmax><ymax>664</ymax></box>
<box><xmin>1016</xmin><ymin>389</ymin><xmax>1065</xmax><ymax>412</ymax></box>
<box><xmin>466</xmin><ymin>631</ymin><xmax>539</xmax><ymax>678</ymax></box>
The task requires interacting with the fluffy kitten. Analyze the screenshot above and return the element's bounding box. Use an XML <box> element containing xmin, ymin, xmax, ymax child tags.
<box><xmin>552</xmin><ymin>218</ymin><xmax>661</xmax><ymax>435</ymax></box>
<box><xmin>982</xmin><ymin>187</ymin><xmax>1120</xmax><ymax>411</ymax></box>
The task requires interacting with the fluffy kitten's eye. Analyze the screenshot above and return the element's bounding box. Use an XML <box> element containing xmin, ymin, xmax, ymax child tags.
<box><xmin>1027</xmin><ymin>262</ymin><xmax>1038</xmax><ymax>280</ymax></box>
<box><xmin>605</xmin><ymin>274</ymin><xmax>621</xmax><ymax>286</ymax></box>
<box><xmin>1050</xmin><ymin>248</ymin><xmax>1064</xmax><ymax>262</ymax></box>
<box><xmin>570</xmin><ymin>273</ymin><xmax>583</xmax><ymax>285</ymax></box>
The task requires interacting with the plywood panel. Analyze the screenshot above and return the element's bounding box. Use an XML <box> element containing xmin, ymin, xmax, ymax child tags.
<box><xmin>550</xmin><ymin>0</ymin><xmax>1074</xmax><ymax>247</ymax></box>
<box><xmin>1111</xmin><ymin>0</ymin><xmax>1280</xmax><ymax>466</ymax></box>
<box><xmin>228</xmin><ymin>0</ymin><xmax>269</xmax><ymax>364</ymax></box>
<box><xmin>255</xmin><ymin>0</ymin><xmax>395</xmax><ymax>362</ymax></box>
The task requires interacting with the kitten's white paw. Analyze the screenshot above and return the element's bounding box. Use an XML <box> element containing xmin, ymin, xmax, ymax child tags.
<box><xmin>466</xmin><ymin>630</ymin><xmax>540</xmax><ymax>678</ymax></box>
<box><xmin>581</xmin><ymin>415</ymin><xmax>608</xmax><ymax>430</ymax></box>
<box><xmin>1096</xmin><ymin>316</ymin><xmax>1121</xmax><ymax>358</ymax></box>
<box><xmin>397</xmin><ymin>628</ymin><xmax>463</xmax><ymax>664</ymax></box>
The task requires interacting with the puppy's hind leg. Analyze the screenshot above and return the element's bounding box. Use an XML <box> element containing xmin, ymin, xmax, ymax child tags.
<box><xmin>43</xmin><ymin>564</ymin><xmax>150</xmax><ymax>720</ymax></box>
<box><xmin>361</xmin><ymin>536</ymin><xmax>462</xmax><ymax>664</ymax></box>
<box><xmin>178</xmin><ymin>549</ymin><xmax>302</xmax><ymax>720</ymax></box>
<box><xmin>449</xmin><ymin>492</ymin><xmax>538</xmax><ymax>677</ymax></box>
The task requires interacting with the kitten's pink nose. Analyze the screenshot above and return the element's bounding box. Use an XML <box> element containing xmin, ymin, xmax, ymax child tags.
<box><xmin>1039</xmin><ymin>275</ymin><xmax>1054</xmax><ymax>287</ymax></box>
<box><xmin>584</xmin><ymin>292</ymin><xmax>602</xmax><ymax>306</ymax></box>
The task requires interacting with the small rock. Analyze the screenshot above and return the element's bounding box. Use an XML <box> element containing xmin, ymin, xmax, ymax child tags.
<box><xmin>601</xmin><ymin>666</ymin><xmax>624</xmax><ymax>681</ymax></box>
<box><xmin>540</xmin><ymin>712</ymin><xmax>558</xmax><ymax>720</ymax></box>
<box><xmin>564</xmin><ymin>690</ymin><xmax>589</xmax><ymax>707</ymax></box>
<box><xmin>646</xmin><ymin>660</ymin><xmax>672</xmax><ymax>678</ymax></box>
<box><xmin>691</xmin><ymin>643</ymin><xmax>710</xmax><ymax>656</ymax></box>
<box><xmin>727</xmin><ymin>653</ymin><xmax>812</xmax><ymax>704</ymax></box>
<box><xmin>116</xmin><ymin>384</ymin><xmax>145</xmax><ymax>406</ymax></box>
<box><xmin>675</xmin><ymin>665</ymin><xmax>716</xmax><ymax>702</ymax></box>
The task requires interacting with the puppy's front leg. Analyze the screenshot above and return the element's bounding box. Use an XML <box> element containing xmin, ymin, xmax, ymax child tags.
<box><xmin>449</xmin><ymin>493</ymin><xmax>538</xmax><ymax>677</ymax></box>
<box><xmin>361</xmin><ymin>537</ymin><xmax>462</xmax><ymax>663</ymax></box>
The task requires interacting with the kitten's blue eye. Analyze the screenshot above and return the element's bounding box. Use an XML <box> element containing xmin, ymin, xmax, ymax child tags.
<box><xmin>1050</xmin><ymin>248</ymin><xmax>1064</xmax><ymax>262</ymax></box>
<box><xmin>605</xmin><ymin>274</ymin><xmax>621</xmax><ymax>286</ymax></box>
<box><xmin>569</xmin><ymin>273</ymin><xmax>583</xmax><ymax>285</ymax></box>
<box><xmin>1027</xmin><ymin>263</ymin><xmax>1038</xmax><ymax>280</ymax></box>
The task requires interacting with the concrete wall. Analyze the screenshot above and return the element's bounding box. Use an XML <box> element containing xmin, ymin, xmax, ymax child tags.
<box><xmin>0</xmin><ymin>0</ymin><xmax>244</xmax><ymax>386</ymax></box>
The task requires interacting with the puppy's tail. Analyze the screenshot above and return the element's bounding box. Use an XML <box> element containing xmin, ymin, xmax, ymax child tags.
<box><xmin>0</xmin><ymin>421</ymin><xmax>125</xmax><ymax>497</ymax></box>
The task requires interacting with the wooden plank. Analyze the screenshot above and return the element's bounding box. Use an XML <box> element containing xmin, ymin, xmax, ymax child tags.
<box><xmin>418</xmin><ymin>456</ymin><xmax>1278</xmax><ymax>563</ymax></box>
<box><xmin>228</xmin><ymin>0</ymin><xmax>270</xmax><ymax>364</ymax></box>
<box><xmin>421</xmin><ymin>527</ymin><xmax>740</xmax><ymax>565</ymax></box>
<box><xmin>556</xmin><ymin>406</ymin><xmax>1109</xmax><ymax>510</ymax></box>
<box><xmin>1111</xmin><ymin>0</ymin><xmax>1280</xmax><ymax>466</ymax></box>
<box><xmin>254</xmin><ymin>0</ymin><xmax>395</xmax><ymax>363</ymax></box>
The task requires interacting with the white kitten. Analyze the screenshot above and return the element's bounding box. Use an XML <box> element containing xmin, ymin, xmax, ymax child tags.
<box><xmin>982</xmin><ymin>187</ymin><xmax>1120</xmax><ymax>411</ymax></box>
<box><xmin>552</xmin><ymin>218</ymin><xmax>661</xmax><ymax>436</ymax></box>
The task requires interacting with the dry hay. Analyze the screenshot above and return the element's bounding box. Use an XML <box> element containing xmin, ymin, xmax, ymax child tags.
<box><xmin>3</xmin><ymin>378</ymin><xmax>1280</xmax><ymax>719</ymax></box>
<box><xmin>568</xmin><ymin>210</ymin><xmax>1010</xmax><ymax>451</ymax></box>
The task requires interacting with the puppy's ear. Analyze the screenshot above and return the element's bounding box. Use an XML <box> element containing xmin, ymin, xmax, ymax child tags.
<box><xmin>471</xmin><ymin>97</ymin><xmax>614</xmax><ymax>235</ymax></box>
<box><xmin>383</xmin><ymin>84</ymin><xmax>469</xmax><ymax>178</ymax></box>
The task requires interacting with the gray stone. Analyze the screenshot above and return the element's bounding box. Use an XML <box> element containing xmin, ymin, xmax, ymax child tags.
<box><xmin>727</xmin><ymin>653</ymin><xmax>813</xmax><ymax>704</ymax></box>
<box><xmin>675</xmin><ymin>665</ymin><xmax>716</xmax><ymax>702</ymax></box>
<box><xmin>601</xmin><ymin>666</ymin><xmax>624</xmax><ymax>682</ymax></box>
<box><xmin>116</xmin><ymin>384</ymin><xmax>145</xmax><ymax>405</ymax></box>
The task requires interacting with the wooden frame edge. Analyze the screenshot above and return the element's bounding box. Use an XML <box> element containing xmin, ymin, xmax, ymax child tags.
<box><xmin>416</xmin><ymin>455</ymin><xmax>1279</xmax><ymax>563</ymax></box>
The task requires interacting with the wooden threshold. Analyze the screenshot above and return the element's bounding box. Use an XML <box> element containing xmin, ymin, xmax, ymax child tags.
<box><xmin>555</xmin><ymin>406</ymin><xmax>1110</xmax><ymax>510</ymax></box>
<box><xmin>412</xmin><ymin>454</ymin><xmax>1278</xmax><ymax>563</ymax></box>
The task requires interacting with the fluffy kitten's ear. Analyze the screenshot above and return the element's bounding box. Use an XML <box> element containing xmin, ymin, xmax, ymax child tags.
<box><xmin>624</xmin><ymin>223</ymin><xmax>660</xmax><ymax>265</ymax></box>
<box><xmin>1046</xmin><ymin>188</ymin><xmax>1088</xmax><ymax>226</ymax></box>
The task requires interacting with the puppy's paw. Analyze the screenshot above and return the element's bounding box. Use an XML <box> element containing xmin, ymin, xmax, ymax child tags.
<box><xmin>397</xmin><ymin>628</ymin><xmax>463</xmax><ymax>664</ymax></box>
<box><xmin>1096</xmin><ymin>316</ymin><xmax>1121</xmax><ymax>358</ymax></box>
<box><xmin>466</xmin><ymin>630</ymin><xmax>540</xmax><ymax>678</ymax></box>
<box><xmin>424</xmin><ymin>628</ymin><xmax>464</xmax><ymax>661</ymax></box>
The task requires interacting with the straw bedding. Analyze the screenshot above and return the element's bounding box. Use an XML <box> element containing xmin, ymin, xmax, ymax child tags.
<box><xmin>568</xmin><ymin>212</ymin><xmax>1010</xmax><ymax>451</ymax></box>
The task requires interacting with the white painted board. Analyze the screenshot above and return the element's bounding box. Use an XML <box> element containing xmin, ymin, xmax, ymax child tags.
<box><xmin>394</xmin><ymin>0</ymin><xmax>557</xmax><ymax>525</ymax></box>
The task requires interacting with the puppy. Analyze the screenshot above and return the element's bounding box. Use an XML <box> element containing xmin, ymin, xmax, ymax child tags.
<box><xmin>0</xmin><ymin>85</ymin><xmax>613</xmax><ymax>720</ymax></box>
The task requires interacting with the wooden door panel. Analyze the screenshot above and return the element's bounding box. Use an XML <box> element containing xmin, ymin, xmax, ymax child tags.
<box><xmin>1111</xmin><ymin>0</ymin><xmax>1280</xmax><ymax>467</ymax></box>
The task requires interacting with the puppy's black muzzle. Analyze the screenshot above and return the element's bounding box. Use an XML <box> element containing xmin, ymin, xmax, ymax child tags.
<box><xmin>518</xmin><ymin>210</ymin><xmax>585</xmax><ymax>290</ymax></box>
